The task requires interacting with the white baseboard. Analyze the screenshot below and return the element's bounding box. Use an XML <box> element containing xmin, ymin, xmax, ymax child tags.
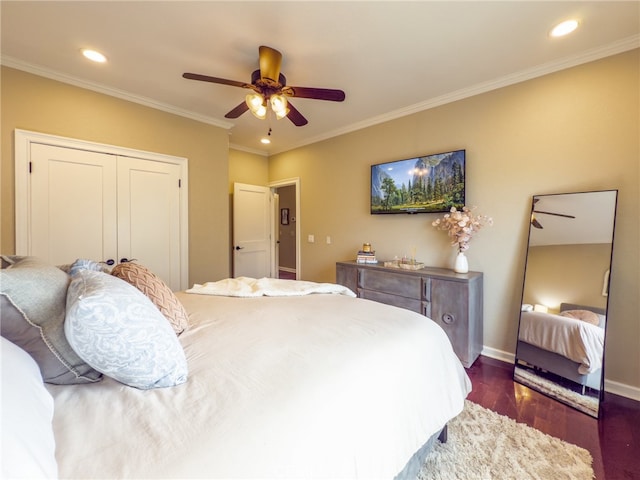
<box><xmin>604</xmin><ymin>378</ymin><xmax>640</xmax><ymax>402</ymax></box>
<box><xmin>481</xmin><ymin>346</ymin><xmax>514</xmax><ymax>364</ymax></box>
<box><xmin>480</xmin><ymin>346</ymin><xmax>640</xmax><ymax>402</ymax></box>
<box><xmin>278</xmin><ymin>266</ymin><xmax>296</xmax><ymax>273</ymax></box>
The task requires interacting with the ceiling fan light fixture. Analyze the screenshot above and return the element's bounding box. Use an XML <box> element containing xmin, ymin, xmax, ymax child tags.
<box><xmin>251</xmin><ymin>105</ymin><xmax>267</xmax><ymax>120</ymax></box>
<box><xmin>246</xmin><ymin>93</ymin><xmax>267</xmax><ymax>119</ymax></box>
<box><xmin>270</xmin><ymin>94</ymin><xmax>289</xmax><ymax>119</ymax></box>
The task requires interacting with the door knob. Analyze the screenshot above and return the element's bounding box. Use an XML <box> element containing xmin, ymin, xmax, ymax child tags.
<box><xmin>235</xmin><ymin>246</ymin><xmax>244</xmax><ymax>250</ymax></box>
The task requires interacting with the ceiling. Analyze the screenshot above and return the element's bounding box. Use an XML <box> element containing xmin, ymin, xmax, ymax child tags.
<box><xmin>1</xmin><ymin>2</ymin><xmax>638</xmax><ymax>155</ymax></box>
<box><xmin>529</xmin><ymin>190</ymin><xmax>618</xmax><ymax>247</ymax></box>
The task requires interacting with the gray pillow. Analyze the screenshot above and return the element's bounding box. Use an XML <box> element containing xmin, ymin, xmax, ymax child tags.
<box><xmin>0</xmin><ymin>255</ymin><xmax>102</xmax><ymax>384</ymax></box>
<box><xmin>65</xmin><ymin>270</ymin><xmax>188</xmax><ymax>389</ymax></box>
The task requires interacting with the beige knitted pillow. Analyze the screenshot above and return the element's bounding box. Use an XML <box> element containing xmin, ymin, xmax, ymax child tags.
<box><xmin>111</xmin><ymin>262</ymin><xmax>189</xmax><ymax>335</ymax></box>
<box><xmin>559</xmin><ymin>309</ymin><xmax>600</xmax><ymax>326</ymax></box>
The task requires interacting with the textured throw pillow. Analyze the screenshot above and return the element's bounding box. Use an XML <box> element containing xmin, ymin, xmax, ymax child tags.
<box><xmin>0</xmin><ymin>255</ymin><xmax>102</xmax><ymax>384</ymax></box>
<box><xmin>559</xmin><ymin>309</ymin><xmax>601</xmax><ymax>326</ymax></box>
<box><xmin>111</xmin><ymin>262</ymin><xmax>189</xmax><ymax>335</ymax></box>
<box><xmin>65</xmin><ymin>270</ymin><xmax>188</xmax><ymax>389</ymax></box>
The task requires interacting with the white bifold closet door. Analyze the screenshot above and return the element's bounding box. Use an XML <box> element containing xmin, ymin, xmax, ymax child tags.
<box><xmin>28</xmin><ymin>143</ymin><xmax>183</xmax><ymax>290</ymax></box>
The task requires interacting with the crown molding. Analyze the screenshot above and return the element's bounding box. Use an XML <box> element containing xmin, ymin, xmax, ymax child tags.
<box><xmin>270</xmin><ymin>34</ymin><xmax>640</xmax><ymax>155</ymax></box>
<box><xmin>3</xmin><ymin>33</ymin><xmax>638</xmax><ymax>157</ymax></box>
<box><xmin>229</xmin><ymin>143</ymin><xmax>269</xmax><ymax>156</ymax></box>
<box><xmin>0</xmin><ymin>55</ymin><xmax>234</xmax><ymax>130</ymax></box>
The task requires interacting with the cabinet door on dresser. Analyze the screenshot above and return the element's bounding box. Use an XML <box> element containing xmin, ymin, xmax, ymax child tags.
<box><xmin>336</xmin><ymin>263</ymin><xmax>358</xmax><ymax>294</ymax></box>
<box><xmin>428</xmin><ymin>277</ymin><xmax>482</xmax><ymax>368</ymax></box>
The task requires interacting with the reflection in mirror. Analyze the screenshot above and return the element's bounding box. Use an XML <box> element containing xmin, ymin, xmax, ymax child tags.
<box><xmin>514</xmin><ymin>190</ymin><xmax>618</xmax><ymax>418</ymax></box>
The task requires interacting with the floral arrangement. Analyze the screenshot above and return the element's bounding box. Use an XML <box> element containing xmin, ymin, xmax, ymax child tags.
<box><xmin>432</xmin><ymin>206</ymin><xmax>493</xmax><ymax>252</ymax></box>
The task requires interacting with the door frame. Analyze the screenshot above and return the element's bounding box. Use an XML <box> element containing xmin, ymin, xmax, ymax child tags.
<box><xmin>269</xmin><ymin>177</ymin><xmax>300</xmax><ymax>279</ymax></box>
<box><xmin>14</xmin><ymin>129</ymin><xmax>190</xmax><ymax>289</ymax></box>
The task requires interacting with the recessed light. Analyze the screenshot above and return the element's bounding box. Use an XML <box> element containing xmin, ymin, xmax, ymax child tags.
<box><xmin>550</xmin><ymin>20</ymin><xmax>579</xmax><ymax>37</ymax></box>
<box><xmin>260</xmin><ymin>137</ymin><xmax>271</xmax><ymax>145</ymax></box>
<box><xmin>81</xmin><ymin>49</ymin><xmax>107</xmax><ymax>63</ymax></box>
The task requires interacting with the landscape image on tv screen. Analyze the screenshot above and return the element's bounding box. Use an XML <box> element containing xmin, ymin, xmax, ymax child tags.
<box><xmin>371</xmin><ymin>149</ymin><xmax>465</xmax><ymax>214</ymax></box>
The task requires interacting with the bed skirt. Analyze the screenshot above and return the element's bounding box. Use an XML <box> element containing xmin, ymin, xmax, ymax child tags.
<box><xmin>395</xmin><ymin>426</ymin><xmax>447</xmax><ymax>479</ymax></box>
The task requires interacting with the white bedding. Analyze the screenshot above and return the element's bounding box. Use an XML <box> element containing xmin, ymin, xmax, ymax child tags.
<box><xmin>186</xmin><ymin>275</ymin><xmax>356</xmax><ymax>297</ymax></box>
<box><xmin>46</xmin><ymin>291</ymin><xmax>471</xmax><ymax>479</ymax></box>
<box><xmin>518</xmin><ymin>310</ymin><xmax>604</xmax><ymax>374</ymax></box>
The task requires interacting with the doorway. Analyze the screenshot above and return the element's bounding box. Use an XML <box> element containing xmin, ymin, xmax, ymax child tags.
<box><xmin>270</xmin><ymin>178</ymin><xmax>300</xmax><ymax>280</ymax></box>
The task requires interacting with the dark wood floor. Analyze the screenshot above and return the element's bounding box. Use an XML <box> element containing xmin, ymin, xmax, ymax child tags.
<box><xmin>278</xmin><ymin>269</ymin><xmax>296</xmax><ymax>280</ymax></box>
<box><xmin>466</xmin><ymin>356</ymin><xmax>640</xmax><ymax>480</ymax></box>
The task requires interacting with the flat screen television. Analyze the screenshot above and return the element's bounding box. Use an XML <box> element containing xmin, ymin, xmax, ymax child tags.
<box><xmin>371</xmin><ymin>149</ymin><xmax>465</xmax><ymax>214</ymax></box>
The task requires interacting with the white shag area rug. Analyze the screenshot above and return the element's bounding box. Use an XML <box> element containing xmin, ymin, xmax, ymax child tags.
<box><xmin>417</xmin><ymin>401</ymin><xmax>594</xmax><ymax>480</ymax></box>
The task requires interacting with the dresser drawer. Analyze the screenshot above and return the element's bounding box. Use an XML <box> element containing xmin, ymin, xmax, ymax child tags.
<box><xmin>358</xmin><ymin>269</ymin><xmax>422</xmax><ymax>299</ymax></box>
<box><xmin>358</xmin><ymin>289</ymin><xmax>422</xmax><ymax>313</ymax></box>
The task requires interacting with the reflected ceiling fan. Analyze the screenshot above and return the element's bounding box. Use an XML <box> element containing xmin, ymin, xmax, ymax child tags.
<box><xmin>531</xmin><ymin>198</ymin><xmax>576</xmax><ymax>229</ymax></box>
<box><xmin>182</xmin><ymin>46</ymin><xmax>346</xmax><ymax>127</ymax></box>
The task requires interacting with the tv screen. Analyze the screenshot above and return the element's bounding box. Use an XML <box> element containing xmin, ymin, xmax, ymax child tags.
<box><xmin>371</xmin><ymin>149</ymin><xmax>465</xmax><ymax>214</ymax></box>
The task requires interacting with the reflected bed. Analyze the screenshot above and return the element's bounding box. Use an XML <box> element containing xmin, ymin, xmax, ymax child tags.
<box><xmin>516</xmin><ymin>302</ymin><xmax>605</xmax><ymax>391</ymax></box>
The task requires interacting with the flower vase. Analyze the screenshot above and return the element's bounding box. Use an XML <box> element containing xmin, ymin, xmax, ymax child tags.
<box><xmin>453</xmin><ymin>251</ymin><xmax>469</xmax><ymax>273</ymax></box>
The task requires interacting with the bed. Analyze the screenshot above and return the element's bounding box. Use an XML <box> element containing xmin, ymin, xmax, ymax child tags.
<box><xmin>1</xmin><ymin>257</ymin><xmax>471</xmax><ymax>479</ymax></box>
<box><xmin>515</xmin><ymin>302</ymin><xmax>605</xmax><ymax>391</ymax></box>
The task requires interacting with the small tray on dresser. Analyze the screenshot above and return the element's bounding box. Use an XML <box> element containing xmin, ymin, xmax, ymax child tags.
<box><xmin>383</xmin><ymin>260</ymin><xmax>425</xmax><ymax>270</ymax></box>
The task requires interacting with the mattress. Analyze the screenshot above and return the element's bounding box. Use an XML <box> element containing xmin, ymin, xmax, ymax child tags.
<box><xmin>46</xmin><ymin>292</ymin><xmax>471</xmax><ymax>479</ymax></box>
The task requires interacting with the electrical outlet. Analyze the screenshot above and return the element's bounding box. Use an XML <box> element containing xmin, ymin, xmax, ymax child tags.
<box><xmin>326</xmin><ymin>236</ymin><xmax>332</xmax><ymax>244</ymax></box>
<box><xmin>308</xmin><ymin>234</ymin><xmax>315</xmax><ymax>243</ymax></box>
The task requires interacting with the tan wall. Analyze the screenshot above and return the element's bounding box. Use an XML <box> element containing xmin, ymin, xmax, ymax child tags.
<box><xmin>228</xmin><ymin>149</ymin><xmax>269</xmax><ymax>193</ymax></box>
<box><xmin>1</xmin><ymin>66</ymin><xmax>231</xmax><ymax>285</ymax></box>
<box><xmin>269</xmin><ymin>50</ymin><xmax>640</xmax><ymax>389</ymax></box>
<box><xmin>523</xmin><ymin>244</ymin><xmax>611</xmax><ymax>312</ymax></box>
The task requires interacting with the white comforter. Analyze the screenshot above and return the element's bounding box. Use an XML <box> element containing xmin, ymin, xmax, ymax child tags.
<box><xmin>187</xmin><ymin>275</ymin><xmax>356</xmax><ymax>297</ymax></box>
<box><xmin>518</xmin><ymin>310</ymin><xmax>604</xmax><ymax>374</ymax></box>
<box><xmin>47</xmin><ymin>292</ymin><xmax>471</xmax><ymax>479</ymax></box>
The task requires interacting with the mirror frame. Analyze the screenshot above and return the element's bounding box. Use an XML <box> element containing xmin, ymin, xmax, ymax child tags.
<box><xmin>513</xmin><ymin>189</ymin><xmax>618</xmax><ymax>418</ymax></box>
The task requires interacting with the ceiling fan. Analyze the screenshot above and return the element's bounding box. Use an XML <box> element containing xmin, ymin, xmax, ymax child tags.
<box><xmin>530</xmin><ymin>198</ymin><xmax>576</xmax><ymax>229</ymax></box>
<box><xmin>182</xmin><ymin>46</ymin><xmax>346</xmax><ymax>127</ymax></box>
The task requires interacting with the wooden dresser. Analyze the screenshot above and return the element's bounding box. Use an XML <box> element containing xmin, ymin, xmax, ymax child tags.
<box><xmin>336</xmin><ymin>261</ymin><xmax>483</xmax><ymax>367</ymax></box>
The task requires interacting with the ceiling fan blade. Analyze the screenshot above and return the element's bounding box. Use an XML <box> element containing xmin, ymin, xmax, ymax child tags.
<box><xmin>531</xmin><ymin>217</ymin><xmax>543</xmax><ymax>229</ymax></box>
<box><xmin>224</xmin><ymin>102</ymin><xmax>249</xmax><ymax>119</ymax></box>
<box><xmin>533</xmin><ymin>210</ymin><xmax>576</xmax><ymax>219</ymax></box>
<box><xmin>284</xmin><ymin>86</ymin><xmax>346</xmax><ymax>102</ymax></box>
<box><xmin>286</xmin><ymin>101</ymin><xmax>308</xmax><ymax>127</ymax></box>
<box><xmin>183</xmin><ymin>72</ymin><xmax>250</xmax><ymax>89</ymax></box>
<box><xmin>259</xmin><ymin>46</ymin><xmax>283</xmax><ymax>83</ymax></box>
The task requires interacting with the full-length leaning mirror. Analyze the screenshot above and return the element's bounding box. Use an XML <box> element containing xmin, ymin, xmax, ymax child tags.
<box><xmin>514</xmin><ymin>190</ymin><xmax>618</xmax><ymax>418</ymax></box>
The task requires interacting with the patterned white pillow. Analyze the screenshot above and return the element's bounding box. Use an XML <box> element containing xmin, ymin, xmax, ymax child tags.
<box><xmin>65</xmin><ymin>270</ymin><xmax>188</xmax><ymax>389</ymax></box>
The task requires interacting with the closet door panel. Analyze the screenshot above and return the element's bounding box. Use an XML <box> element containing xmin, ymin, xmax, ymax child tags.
<box><xmin>117</xmin><ymin>157</ymin><xmax>182</xmax><ymax>290</ymax></box>
<box><xmin>30</xmin><ymin>143</ymin><xmax>117</xmax><ymax>265</ymax></box>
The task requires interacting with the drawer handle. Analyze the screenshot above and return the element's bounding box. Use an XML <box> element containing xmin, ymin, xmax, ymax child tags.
<box><xmin>442</xmin><ymin>313</ymin><xmax>455</xmax><ymax>325</ymax></box>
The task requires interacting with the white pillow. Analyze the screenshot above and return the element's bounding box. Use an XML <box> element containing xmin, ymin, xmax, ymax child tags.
<box><xmin>65</xmin><ymin>270</ymin><xmax>188</xmax><ymax>390</ymax></box>
<box><xmin>1</xmin><ymin>337</ymin><xmax>59</xmax><ymax>479</ymax></box>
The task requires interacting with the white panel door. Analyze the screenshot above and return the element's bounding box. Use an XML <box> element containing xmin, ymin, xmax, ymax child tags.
<box><xmin>29</xmin><ymin>143</ymin><xmax>118</xmax><ymax>265</ymax></box>
<box><xmin>233</xmin><ymin>183</ymin><xmax>272</xmax><ymax>278</ymax></box>
<box><xmin>118</xmin><ymin>157</ymin><xmax>182</xmax><ymax>290</ymax></box>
